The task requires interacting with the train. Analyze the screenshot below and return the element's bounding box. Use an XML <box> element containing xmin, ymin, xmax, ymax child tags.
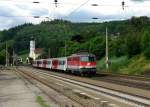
<box><xmin>32</xmin><ymin>52</ymin><xmax>96</xmax><ymax>76</ymax></box>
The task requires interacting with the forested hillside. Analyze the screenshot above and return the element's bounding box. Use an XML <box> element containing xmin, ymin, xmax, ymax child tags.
<box><xmin>0</xmin><ymin>16</ymin><xmax>150</xmax><ymax>75</ymax></box>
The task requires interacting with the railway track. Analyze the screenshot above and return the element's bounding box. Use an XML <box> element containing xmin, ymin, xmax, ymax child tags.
<box><xmin>97</xmin><ymin>72</ymin><xmax>150</xmax><ymax>81</ymax></box>
<box><xmin>16</xmin><ymin>67</ymin><xmax>150</xmax><ymax>107</ymax></box>
<box><xmin>94</xmin><ymin>73</ymin><xmax>150</xmax><ymax>90</ymax></box>
<box><xmin>14</xmin><ymin>67</ymin><xmax>83</xmax><ymax>107</ymax></box>
<box><xmin>27</xmin><ymin>65</ymin><xmax>150</xmax><ymax>91</ymax></box>
<box><xmin>15</xmin><ymin>67</ymin><xmax>120</xmax><ymax>107</ymax></box>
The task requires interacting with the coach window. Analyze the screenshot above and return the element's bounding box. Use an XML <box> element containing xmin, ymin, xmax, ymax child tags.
<box><xmin>75</xmin><ymin>57</ymin><xmax>78</xmax><ymax>61</ymax></box>
<box><xmin>61</xmin><ymin>61</ymin><xmax>65</xmax><ymax>65</ymax></box>
<box><xmin>62</xmin><ymin>61</ymin><xmax>65</xmax><ymax>65</ymax></box>
<box><xmin>48</xmin><ymin>61</ymin><xmax>51</xmax><ymax>64</ymax></box>
<box><xmin>43</xmin><ymin>61</ymin><xmax>46</xmax><ymax>64</ymax></box>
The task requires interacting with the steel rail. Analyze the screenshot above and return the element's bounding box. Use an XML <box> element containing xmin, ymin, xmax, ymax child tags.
<box><xmin>96</xmin><ymin>72</ymin><xmax>150</xmax><ymax>81</ymax></box>
<box><xmin>93</xmin><ymin>75</ymin><xmax>150</xmax><ymax>90</ymax></box>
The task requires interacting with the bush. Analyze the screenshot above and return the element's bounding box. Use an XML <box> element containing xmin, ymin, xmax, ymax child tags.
<box><xmin>144</xmin><ymin>48</ymin><xmax>150</xmax><ymax>59</ymax></box>
<box><xmin>0</xmin><ymin>51</ymin><xmax>5</xmax><ymax>64</ymax></box>
<box><xmin>141</xmin><ymin>29</ymin><xmax>150</xmax><ymax>58</ymax></box>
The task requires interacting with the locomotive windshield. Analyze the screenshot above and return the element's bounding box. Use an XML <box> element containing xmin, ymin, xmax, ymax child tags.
<box><xmin>80</xmin><ymin>56</ymin><xmax>95</xmax><ymax>62</ymax></box>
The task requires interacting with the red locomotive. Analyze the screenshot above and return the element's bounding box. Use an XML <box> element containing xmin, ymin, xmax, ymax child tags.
<box><xmin>32</xmin><ymin>52</ymin><xmax>96</xmax><ymax>76</ymax></box>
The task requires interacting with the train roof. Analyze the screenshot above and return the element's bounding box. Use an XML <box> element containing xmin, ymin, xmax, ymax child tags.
<box><xmin>34</xmin><ymin>57</ymin><xmax>67</xmax><ymax>61</ymax></box>
<box><xmin>70</xmin><ymin>52</ymin><xmax>95</xmax><ymax>57</ymax></box>
<box><xmin>51</xmin><ymin>57</ymin><xmax>67</xmax><ymax>60</ymax></box>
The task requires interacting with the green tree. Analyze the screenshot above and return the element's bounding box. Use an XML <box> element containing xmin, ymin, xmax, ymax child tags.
<box><xmin>126</xmin><ymin>34</ymin><xmax>141</xmax><ymax>57</ymax></box>
<box><xmin>141</xmin><ymin>30</ymin><xmax>150</xmax><ymax>58</ymax></box>
<box><xmin>109</xmin><ymin>37</ymin><xmax>126</xmax><ymax>57</ymax></box>
<box><xmin>89</xmin><ymin>36</ymin><xmax>105</xmax><ymax>59</ymax></box>
<box><xmin>0</xmin><ymin>50</ymin><xmax>5</xmax><ymax>64</ymax></box>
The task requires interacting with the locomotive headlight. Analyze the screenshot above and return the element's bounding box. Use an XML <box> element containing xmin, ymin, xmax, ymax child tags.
<box><xmin>79</xmin><ymin>66</ymin><xmax>84</xmax><ymax>69</ymax></box>
<box><xmin>87</xmin><ymin>63</ymin><xmax>90</xmax><ymax>66</ymax></box>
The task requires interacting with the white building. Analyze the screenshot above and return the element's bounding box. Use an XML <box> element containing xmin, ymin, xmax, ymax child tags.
<box><xmin>29</xmin><ymin>40</ymin><xmax>36</xmax><ymax>60</ymax></box>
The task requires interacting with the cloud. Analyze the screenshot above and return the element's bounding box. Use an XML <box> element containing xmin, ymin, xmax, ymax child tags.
<box><xmin>0</xmin><ymin>0</ymin><xmax>150</xmax><ymax>30</ymax></box>
<box><xmin>0</xmin><ymin>2</ymin><xmax>49</xmax><ymax>30</ymax></box>
<box><xmin>130</xmin><ymin>0</ymin><xmax>144</xmax><ymax>2</ymax></box>
<box><xmin>61</xmin><ymin>10</ymin><xmax>128</xmax><ymax>22</ymax></box>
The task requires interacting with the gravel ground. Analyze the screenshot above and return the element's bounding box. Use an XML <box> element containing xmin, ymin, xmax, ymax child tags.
<box><xmin>19</xmin><ymin>67</ymin><xmax>141</xmax><ymax>107</ymax></box>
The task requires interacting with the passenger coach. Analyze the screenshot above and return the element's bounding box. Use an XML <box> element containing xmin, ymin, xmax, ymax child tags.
<box><xmin>32</xmin><ymin>52</ymin><xmax>96</xmax><ymax>76</ymax></box>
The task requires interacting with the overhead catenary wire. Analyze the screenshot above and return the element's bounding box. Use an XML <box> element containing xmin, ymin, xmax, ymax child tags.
<box><xmin>0</xmin><ymin>0</ymin><xmax>40</xmax><ymax>3</ymax></box>
<box><xmin>0</xmin><ymin>15</ymin><xmax>50</xmax><ymax>19</ymax></box>
<box><xmin>0</xmin><ymin>0</ymin><xmax>150</xmax><ymax>22</ymax></box>
<box><xmin>0</xmin><ymin>0</ymin><xmax>150</xmax><ymax>7</ymax></box>
<box><xmin>0</xmin><ymin>14</ymin><xmax>126</xmax><ymax>21</ymax></box>
<box><xmin>66</xmin><ymin>0</ymin><xmax>91</xmax><ymax>17</ymax></box>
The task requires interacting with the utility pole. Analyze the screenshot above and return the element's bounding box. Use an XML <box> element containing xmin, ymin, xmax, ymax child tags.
<box><xmin>5</xmin><ymin>42</ymin><xmax>8</xmax><ymax>67</ymax></box>
<box><xmin>106</xmin><ymin>27</ymin><xmax>109</xmax><ymax>71</ymax></box>
<box><xmin>12</xmin><ymin>48</ymin><xmax>15</xmax><ymax>66</ymax></box>
<box><xmin>65</xmin><ymin>40</ymin><xmax>67</xmax><ymax>57</ymax></box>
<box><xmin>48</xmin><ymin>48</ymin><xmax>50</xmax><ymax>58</ymax></box>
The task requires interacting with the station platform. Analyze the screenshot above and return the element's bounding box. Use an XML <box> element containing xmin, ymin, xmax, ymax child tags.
<box><xmin>0</xmin><ymin>70</ymin><xmax>44</xmax><ymax>107</ymax></box>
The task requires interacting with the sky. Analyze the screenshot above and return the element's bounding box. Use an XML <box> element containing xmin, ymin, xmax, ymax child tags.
<box><xmin>0</xmin><ymin>0</ymin><xmax>150</xmax><ymax>30</ymax></box>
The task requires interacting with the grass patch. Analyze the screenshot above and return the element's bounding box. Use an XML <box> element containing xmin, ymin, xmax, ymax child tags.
<box><xmin>36</xmin><ymin>96</ymin><xmax>49</xmax><ymax>107</ymax></box>
<box><xmin>109</xmin><ymin>56</ymin><xmax>129</xmax><ymax>73</ymax></box>
<box><xmin>97</xmin><ymin>55</ymin><xmax>150</xmax><ymax>75</ymax></box>
<box><xmin>19</xmin><ymin>53</ymin><xmax>28</xmax><ymax>63</ymax></box>
<box><xmin>97</xmin><ymin>56</ymin><xmax>129</xmax><ymax>73</ymax></box>
<box><xmin>120</xmin><ymin>55</ymin><xmax>150</xmax><ymax>75</ymax></box>
<box><xmin>96</xmin><ymin>57</ymin><xmax>106</xmax><ymax>72</ymax></box>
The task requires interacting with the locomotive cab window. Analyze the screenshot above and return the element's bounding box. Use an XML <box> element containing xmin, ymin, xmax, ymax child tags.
<box><xmin>80</xmin><ymin>56</ymin><xmax>95</xmax><ymax>62</ymax></box>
